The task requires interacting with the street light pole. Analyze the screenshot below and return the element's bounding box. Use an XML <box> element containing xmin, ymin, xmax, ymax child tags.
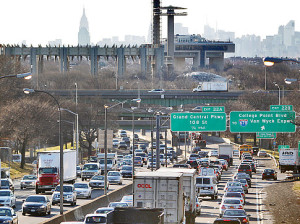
<box><xmin>23</xmin><ymin>88</ymin><xmax>64</xmax><ymax>215</ymax></box>
<box><xmin>104</xmin><ymin>105</ymin><xmax>108</xmax><ymax>195</ymax></box>
<box><xmin>273</xmin><ymin>82</ymin><xmax>281</xmax><ymax>105</ymax></box>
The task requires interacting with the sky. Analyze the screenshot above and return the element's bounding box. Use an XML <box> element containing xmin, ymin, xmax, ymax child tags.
<box><xmin>1</xmin><ymin>0</ymin><xmax>300</xmax><ymax>46</ymax></box>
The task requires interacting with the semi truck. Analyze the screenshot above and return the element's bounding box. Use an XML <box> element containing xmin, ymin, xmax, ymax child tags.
<box><xmin>36</xmin><ymin>150</ymin><xmax>77</xmax><ymax>194</ymax></box>
<box><xmin>134</xmin><ymin>171</ymin><xmax>184</xmax><ymax>224</ymax></box>
<box><xmin>157</xmin><ymin>168</ymin><xmax>198</xmax><ymax>224</ymax></box>
<box><xmin>279</xmin><ymin>148</ymin><xmax>300</xmax><ymax>173</ymax></box>
<box><xmin>193</xmin><ymin>82</ymin><xmax>228</xmax><ymax>92</ymax></box>
<box><xmin>218</xmin><ymin>144</ymin><xmax>233</xmax><ymax>166</ymax></box>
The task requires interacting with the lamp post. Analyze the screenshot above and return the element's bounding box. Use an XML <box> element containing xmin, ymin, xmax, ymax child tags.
<box><xmin>273</xmin><ymin>82</ymin><xmax>281</xmax><ymax>105</ymax></box>
<box><xmin>23</xmin><ymin>88</ymin><xmax>64</xmax><ymax>215</ymax></box>
<box><xmin>61</xmin><ymin>108</ymin><xmax>79</xmax><ymax>165</ymax></box>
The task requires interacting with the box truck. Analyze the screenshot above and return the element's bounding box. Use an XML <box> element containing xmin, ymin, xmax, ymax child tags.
<box><xmin>36</xmin><ymin>150</ymin><xmax>76</xmax><ymax>194</ymax></box>
<box><xmin>218</xmin><ymin>144</ymin><xmax>233</xmax><ymax>166</ymax></box>
<box><xmin>193</xmin><ymin>82</ymin><xmax>228</xmax><ymax>92</ymax></box>
<box><xmin>158</xmin><ymin>168</ymin><xmax>198</xmax><ymax>224</ymax></box>
<box><xmin>134</xmin><ymin>171</ymin><xmax>184</xmax><ymax>224</ymax></box>
<box><xmin>279</xmin><ymin>148</ymin><xmax>300</xmax><ymax>173</ymax></box>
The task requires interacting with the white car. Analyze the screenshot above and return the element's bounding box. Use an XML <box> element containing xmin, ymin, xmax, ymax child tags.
<box><xmin>0</xmin><ymin>190</ymin><xmax>16</xmax><ymax>208</ymax></box>
<box><xmin>107</xmin><ymin>171</ymin><xmax>123</xmax><ymax>185</ymax></box>
<box><xmin>74</xmin><ymin>183</ymin><xmax>92</xmax><ymax>199</ymax></box>
<box><xmin>51</xmin><ymin>185</ymin><xmax>77</xmax><ymax>206</ymax></box>
<box><xmin>20</xmin><ymin>175</ymin><xmax>37</xmax><ymax>189</ymax></box>
<box><xmin>84</xmin><ymin>214</ymin><xmax>107</xmax><ymax>223</ymax></box>
<box><xmin>113</xmin><ymin>139</ymin><xmax>119</xmax><ymax>147</ymax></box>
<box><xmin>219</xmin><ymin>198</ymin><xmax>244</xmax><ymax>214</ymax></box>
<box><xmin>121</xmin><ymin>195</ymin><xmax>133</xmax><ymax>206</ymax></box>
<box><xmin>224</xmin><ymin>182</ymin><xmax>243</xmax><ymax>191</ymax></box>
<box><xmin>89</xmin><ymin>175</ymin><xmax>107</xmax><ymax>189</ymax></box>
<box><xmin>148</xmin><ymin>89</ymin><xmax>165</xmax><ymax>93</ymax></box>
<box><xmin>209</xmin><ymin>150</ymin><xmax>219</xmax><ymax>157</ymax></box>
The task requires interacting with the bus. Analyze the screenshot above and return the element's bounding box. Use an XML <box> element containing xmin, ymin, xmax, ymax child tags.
<box><xmin>239</xmin><ymin>144</ymin><xmax>253</xmax><ymax>159</ymax></box>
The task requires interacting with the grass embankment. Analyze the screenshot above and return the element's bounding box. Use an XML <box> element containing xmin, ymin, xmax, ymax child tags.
<box><xmin>1</xmin><ymin>162</ymin><xmax>35</xmax><ymax>179</ymax></box>
<box><xmin>293</xmin><ymin>181</ymin><xmax>300</xmax><ymax>196</ymax></box>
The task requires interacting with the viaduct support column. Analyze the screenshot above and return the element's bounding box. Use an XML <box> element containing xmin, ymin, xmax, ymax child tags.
<box><xmin>140</xmin><ymin>47</ymin><xmax>147</xmax><ymax>76</ymax></box>
<box><xmin>60</xmin><ymin>47</ymin><xmax>69</xmax><ymax>73</ymax></box>
<box><xmin>200</xmin><ymin>50</ymin><xmax>206</xmax><ymax>68</ymax></box>
<box><xmin>117</xmin><ymin>48</ymin><xmax>126</xmax><ymax>77</ymax></box>
<box><xmin>90</xmin><ymin>46</ymin><xmax>99</xmax><ymax>75</ymax></box>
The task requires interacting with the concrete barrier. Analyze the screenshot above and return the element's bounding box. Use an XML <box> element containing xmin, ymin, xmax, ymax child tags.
<box><xmin>40</xmin><ymin>183</ymin><xmax>132</xmax><ymax>224</ymax></box>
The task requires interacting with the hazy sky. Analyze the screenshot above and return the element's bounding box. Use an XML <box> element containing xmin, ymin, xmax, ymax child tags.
<box><xmin>1</xmin><ymin>0</ymin><xmax>300</xmax><ymax>46</ymax></box>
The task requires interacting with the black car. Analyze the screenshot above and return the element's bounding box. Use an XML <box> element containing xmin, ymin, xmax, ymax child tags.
<box><xmin>221</xmin><ymin>209</ymin><xmax>249</xmax><ymax>224</ymax></box>
<box><xmin>262</xmin><ymin>169</ymin><xmax>277</xmax><ymax>180</ymax></box>
<box><xmin>22</xmin><ymin>195</ymin><xmax>51</xmax><ymax>216</ymax></box>
<box><xmin>238</xmin><ymin>164</ymin><xmax>252</xmax><ymax>178</ymax></box>
<box><xmin>120</xmin><ymin>165</ymin><xmax>133</xmax><ymax>178</ymax></box>
<box><xmin>0</xmin><ymin>207</ymin><xmax>18</xmax><ymax>224</ymax></box>
<box><xmin>198</xmin><ymin>151</ymin><xmax>208</xmax><ymax>158</ymax></box>
<box><xmin>186</xmin><ymin>160</ymin><xmax>199</xmax><ymax>170</ymax></box>
<box><xmin>213</xmin><ymin>218</ymin><xmax>241</xmax><ymax>224</ymax></box>
<box><xmin>118</xmin><ymin>141</ymin><xmax>127</xmax><ymax>150</ymax></box>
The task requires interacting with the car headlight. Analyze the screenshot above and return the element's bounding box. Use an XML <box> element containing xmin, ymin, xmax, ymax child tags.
<box><xmin>40</xmin><ymin>205</ymin><xmax>45</xmax><ymax>209</ymax></box>
<box><xmin>66</xmin><ymin>195</ymin><xmax>72</xmax><ymax>198</ymax></box>
<box><xmin>2</xmin><ymin>220</ymin><xmax>10</xmax><ymax>223</ymax></box>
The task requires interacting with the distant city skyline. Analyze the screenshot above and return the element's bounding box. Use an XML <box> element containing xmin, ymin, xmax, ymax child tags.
<box><xmin>1</xmin><ymin>0</ymin><xmax>300</xmax><ymax>46</ymax></box>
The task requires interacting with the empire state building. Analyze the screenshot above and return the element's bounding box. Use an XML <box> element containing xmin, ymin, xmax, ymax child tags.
<box><xmin>78</xmin><ymin>8</ymin><xmax>90</xmax><ymax>45</ymax></box>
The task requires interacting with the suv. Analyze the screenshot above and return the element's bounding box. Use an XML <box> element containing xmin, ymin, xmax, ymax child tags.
<box><xmin>238</xmin><ymin>164</ymin><xmax>252</xmax><ymax>178</ymax></box>
<box><xmin>196</xmin><ymin>176</ymin><xmax>218</xmax><ymax>200</ymax></box>
<box><xmin>51</xmin><ymin>185</ymin><xmax>77</xmax><ymax>206</ymax></box>
<box><xmin>81</xmin><ymin>163</ymin><xmax>101</xmax><ymax>181</ymax></box>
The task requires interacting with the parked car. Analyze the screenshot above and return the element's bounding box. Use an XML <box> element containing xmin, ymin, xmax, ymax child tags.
<box><xmin>220</xmin><ymin>209</ymin><xmax>250</xmax><ymax>224</ymax></box>
<box><xmin>262</xmin><ymin>169</ymin><xmax>277</xmax><ymax>180</ymax></box>
<box><xmin>51</xmin><ymin>185</ymin><xmax>77</xmax><ymax>206</ymax></box>
<box><xmin>74</xmin><ymin>183</ymin><xmax>92</xmax><ymax>199</ymax></box>
<box><xmin>89</xmin><ymin>175</ymin><xmax>107</xmax><ymax>189</ymax></box>
<box><xmin>0</xmin><ymin>190</ymin><xmax>16</xmax><ymax>208</ymax></box>
<box><xmin>107</xmin><ymin>171</ymin><xmax>123</xmax><ymax>185</ymax></box>
<box><xmin>20</xmin><ymin>175</ymin><xmax>37</xmax><ymax>189</ymax></box>
<box><xmin>22</xmin><ymin>195</ymin><xmax>51</xmax><ymax>216</ymax></box>
<box><xmin>0</xmin><ymin>207</ymin><xmax>18</xmax><ymax>223</ymax></box>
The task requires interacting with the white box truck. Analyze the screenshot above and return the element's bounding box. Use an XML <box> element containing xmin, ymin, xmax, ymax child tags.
<box><xmin>218</xmin><ymin>144</ymin><xmax>233</xmax><ymax>166</ymax></box>
<box><xmin>134</xmin><ymin>171</ymin><xmax>184</xmax><ymax>224</ymax></box>
<box><xmin>193</xmin><ymin>82</ymin><xmax>228</xmax><ymax>92</ymax></box>
<box><xmin>279</xmin><ymin>148</ymin><xmax>300</xmax><ymax>173</ymax></box>
<box><xmin>157</xmin><ymin>168</ymin><xmax>198</xmax><ymax>224</ymax></box>
<box><xmin>36</xmin><ymin>150</ymin><xmax>77</xmax><ymax>193</ymax></box>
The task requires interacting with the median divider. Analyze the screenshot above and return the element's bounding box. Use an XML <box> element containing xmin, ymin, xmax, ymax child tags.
<box><xmin>40</xmin><ymin>183</ymin><xmax>133</xmax><ymax>224</ymax></box>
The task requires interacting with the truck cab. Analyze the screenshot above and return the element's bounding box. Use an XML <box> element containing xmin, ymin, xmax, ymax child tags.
<box><xmin>36</xmin><ymin>167</ymin><xmax>59</xmax><ymax>194</ymax></box>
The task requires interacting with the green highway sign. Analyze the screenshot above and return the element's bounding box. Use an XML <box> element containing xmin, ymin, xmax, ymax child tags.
<box><xmin>256</xmin><ymin>132</ymin><xmax>277</xmax><ymax>139</ymax></box>
<box><xmin>270</xmin><ymin>105</ymin><xmax>293</xmax><ymax>111</ymax></box>
<box><xmin>298</xmin><ymin>141</ymin><xmax>300</xmax><ymax>157</ymax></box>
<box><xmin>230</xmin><ymin>111</ymin><xmax>295</xmax><ymax>133</ymax></box>
<box><xmin>278</xmin><ymin>145</ymin><xmax>290</xmax><ymax>152</ymax></box>
<box><xmin>202</xmin><ymin>106</ymin><xmax>225</xmax><ymax>112</ymax></box>
<box><xmin>170</xmin><ymin>112</ymin><xmax>227</xmax><ymax>132</ymax></box>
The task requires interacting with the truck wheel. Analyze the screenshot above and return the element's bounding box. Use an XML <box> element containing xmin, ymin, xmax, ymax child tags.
<box><xmin>20</xmin><ymin>186</ymin><xmax>23</xmax><ymax>190</ymax></box>
<box><xmin>22</xmin><ymin>212</ymin><xmax>26</xmax><ymax>216</ymax></box>
<box><xmin>211</xmin><ymin>195</ymin><xmax>214</xmax><ymax>200</ymax></box>
<box><xmin>36</xmin><ymin>189</ymin><xmax>40</xmax><ymax>194</ymax></box>
<box><xmin>82</xmin><ymin>178</ymin><xmax>85</xmax><ymax>181</ymax></box>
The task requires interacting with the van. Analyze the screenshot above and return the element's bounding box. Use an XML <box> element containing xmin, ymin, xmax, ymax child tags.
<box><xmin>12</xmin><ymin>154</ymin><xmax>21</xmax><ymax>163</ymax></box>
<box><xmin>196</xmin><ymin>176</ymin><xmax>218</xmax><ymax>199</ymax></box>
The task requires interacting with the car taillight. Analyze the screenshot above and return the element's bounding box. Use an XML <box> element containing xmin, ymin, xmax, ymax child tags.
<box><xmin>240</xmin><ymin>199</ymin><xmax>243</xmax><ymax>203</ymax></box>
<box><xmin>247</xmin><ymin>169</ymin><xmax>251</xmax><ymax>172</ymax></box>
<box><xmin>221</xmin><ymin>205</ymin><xmax>226</xmax><ymax>209</ymax></box>
<box><xmin>211</xmin><ymin>186</ymin><xmax>213</xmax><ymax>189</ymax></box>
<box><xmin>245</xmin><ymin>184</ymin><xmax>248</xmax><ymax>187</ymax></box>
<box><xmin>242</xmin><ymin>218</ymin><xmax>248</xmax><ymax>223</ymax></box>
<box><xmin>196</xmin><ymin>203</ymin><xmax>199</xmax><ymax>208</ymax></box>
<box><xmin>238</xmin><ymin>205</ymin><xmax>243</xmax><ymax>209</ymax></box>
<box><xmin>271</xmin><ymin>173</ymin><xmax>274</xmax><ymax>175</ymax></box>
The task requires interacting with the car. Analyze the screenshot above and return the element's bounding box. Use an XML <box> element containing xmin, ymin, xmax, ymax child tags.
<box><xmin>252</xmin><ymin>147</ymin><xmax>259</xmax><ymax>156</ymax></box>
<box><xmin>51</xmin><ymin>185</ymin><xmax>77</xmax><ymax>206</ymax></box>
<box><xmin>118</xmin><ymin>141</ymin><xmax>127</xmax><ymax>150</ymax></box>
<box><xmin>225</xmin><ymin>187</ymin><xmax>245</xmax><ymax>200</ymax></box>
<box><xmin>186</xmin><ymin>160</ymin><xmax>199</xmax><ymax>170</ymax></box>
<box><xmin>0</xmin><ymin>190</ymin><xmax>16</xmax><ymax>208</ymax></box>
<box><xmin>117</xmin><ymin>155</ymin><xmax>124</xmax><ymax>161</ymax></box>
<box><xmin>0</xmin><ymin>207</ymin><xmax>18</xmax><ymax>223</ymax></box>
<box><xmin>107</xmin><ymin>171</ymin><xmax>123</xmax><ymax>185</ymax></box>
<box><xmin>148</xmin><ymin>89</ymin><xmax>165</xmax><ymax>93</ymax></box>
<box><xmin>120</xmin><ymin>165</ymin><xmax>133</xmax><ymax>178</ymax></box>
<box><xmin>89</xmin><ymin>175</ymin><xmax>107</xmax><ymax>189</ymax></box>
<box><xmin>233</xmin><ymin>173</ymin><xmax>251</xmax><ymax>187</ymax></box>
<box><xmin>81</xmin><ymin>163</ymin><xmax>101</xmax><ymax>181</ymax></box>
<box><xmin>118</xmin><ymin>130</ymin><xmax>127</xmax><ymax>137</ymax></box>
<box><xmin>147</xmin><ymin>158</ymin><xmax>157</xmax><ymax>169</ymax></box>
<box><xmin>0</xmin><ymin>179</ymin><xmax>14</xmax><ymax>192</ymax></box>
<box><xmin>84</xmin><ymin>213</ymin><xmax>108</xmax><ymax>224</ymax></box>
<box><xmin>262</xmin><ymin>168</ymin><xmax>277</xmax><ymax>180</ymax></box>
<box><xmin>233</xmin><ymin>149</ymin><xmax>240</xmax><ymax>157</ymax></box>
<box><xmin>223</xmin><ymin>192</ymin><xmax>245</xmax><ymax>205</ymax></box>
<box><xmin>219</xmin><ymin>198</ymin><xmax>244</xmax><ymax>215</ymax></box>
<box><xmin>113</xmin><ymin>139</ymin><xmax>119</xmax><ymax>147</ymax></box>
<box><xmin>121</xmin><ymin>137</ymin><xmax>130</xmax><ymax>145</ymax></box>
<box><xmin>76</xmin><ymin>166</ymin><xmax>82</xmax><ymax>177</ymax></box>
<box><xmin>94</xmin><ymin>207</ymin><xmax>114</xmax><ymax>214</ymax></box>
<box><xmin>132</xmin><ymin>134</ymin><xmax>139</xmax><ymax>141</ymax></box>
<box><xmin>195</xmin><ymin>197</ymin><xmax>202</xmax><ymax>215</ymax></box>
<box><xmin>173</xmin><ymin>164</ymin><xmax>191</xmax><ymax>169</ymax></box>
<box><xmin>20</xmin><ymin>175</ymin><xmax>37</xmax><ymax>189</ymax></box>
<box><xmin>74</xmin><ymin>183</ymin><xmax>92</xmax><ymax>199</ymax></box>
<box><xmin>224</xmin><ymin>182</ymin><xmax>243</xmax><ymax>191</ymax></box>
<box><xmin>135</xmin><ymin>152</ymin><xmax>147</xmax><ymax>164</ymax></box>
<box><xmin>233</xmin><ymin>179</ymin><xmax>249</xmax><ymax>194</ymax></box>
<box><xmin>122</xmin><ymin>159</ymin><xmax>132</xmax><ymax>166</ymax></box>
<box><xmin>196</xmin><ymin>176</ymin><xmax>218</xmax><ymax>200</ymax></box>
<box><xmin>189</xmin><ymin>153</ymin><xmax>199</xmax><ymax>160</ymax></box>
<box><xmin>237</xmin><ymin>164</ymin><xmax>252</xmax><ymax>178</ymax></box>
<box><xmin>134</xmin><ymin>156</ymin><xmax>144</xmax><ymax>167</ymax></box>
<box><xmin>22</xmin><ymin>195</ymin><xmax>51</xmax><ymax>216</ymax></box>
<box><xmin>220</xmin><ymin>209</ymin><xmax>250</xmax><ymax>224</ymax></box>
<box><xmin>121</xmin><ymin>195</ymin><xmax>133</xmax><ymax>206</ymax></box>
<box><xmin>209</xmin><ymin>150</ymin><xmax>219</xmax><ymax>157</ymax></box>
<box><xmin>192</xmin><ymin>146</ymin><xmax>201</xmax><ymax>153</ymax></box>
<box><xmin>213</xmin><ymin>218</ymin><xmax>242</xmax><ymax>224</ymax></box>
<box><xmin>108</xmin><ymin>202</ymin><xmax>129</xmax><ymax>208</ymax></box>
<box><xmin>258</xmin><ymin>150</ymin><xmax>268</xmax><ymax>157</ymax></box>
<box><xmin>89</xmin><ymin>156</ymin><xmax>98</xmax><ymax>163</ymax></box>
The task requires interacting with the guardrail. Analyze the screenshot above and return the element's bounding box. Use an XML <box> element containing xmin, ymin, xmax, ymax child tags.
<box><xmin>40</xmin><ymin>183</ymin><xmax>133</xmax><ymax>224</ymax></box>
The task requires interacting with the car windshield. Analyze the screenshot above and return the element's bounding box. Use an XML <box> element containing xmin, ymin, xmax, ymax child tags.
<box><xmin>83</xmin><ymin>164</ymin><xmax>98</xmax><ymax>170</ymax></box>
<box><xmin>122</xmin><ymin>196</ymin><xmax>132</xmax><ymax>201</ymax></box>
<box><xmin>264</xmin><ymin>169</ymin><xmax>274</xmax><ymax>173</ymax></box>
<box><xmin>136</xmin><ymin>153</ymin><xmax>145</xmax><ymax>157</ymax></box>
<box><xmin>224</xmin><ymin>199</ymin><xmax>241</xmax><ymax>204</ymax></box>
<box><xmin>134</xmin><ymin>157</ymin><xmax>142</xmax><ymax>161</ymax></box>
<box><xmin>95</xmin><ymin>208</ymin><xmax>114</xmax><ymax>214</ymax></box>
<box><xmin>224</xmin><ymin>209</ymin><xmax>246</xmax><ymax>216</ymax></box>
<box><xmin>55</xmin><ymin>186</ymin><xmax>73</xmax><ymax>192</ymax></box>
<box><xmin>0</xmin><ymin>208</ymin><xmax>12</xmax><ymax>217</ymax></box>
<box><xmin>39</xmin><ymin>167</ymin><xmax>58</xmax><ymax>174</ymax></box>
<box><xmin>26</xmin><ymin>196</ymin><xmax>46</xmax><ymax>202</ymax></box>
<box><xmin>122</xmin><ymin>166</ymin><xmax>132</xmax><ymax>171</ymax></box>
<box><xmin>108</xmin><ymin>172</ymin><xmax>120</xmax><ymax>176</ymax></box>
<box><xmin>74</xmin><ymin>183</ymin><xmax>88</xmax><ymax>188</ymax></box>
<box><xmin>99</xmin><ymin>159</ymin><xmax>113</xmax><ymax>164</ymax></box>
<box><xmin>0</xmin><ymin>191</ymin><xmax>10</xmax><ymax>196</ymax></box>
<box><xmin>227</xmin><ymin>188</ymin><xmax>243</xmax><ymax>192</ymax></box>
<box><xmin>227</xmin><ymin>182</ymin><xmax>241</xmax><ymax>187</ymax></box>
<box><xmin>0</xmin><ymin>180</ymin><xmax>9</xmax><ymax>186</ymax></box>
<box><xmin>85</xmin><ymin>216</ymin><xmax>106</xmax><ymax>223</ymax></box>
<box><xmin>225</xmin><ymin>192</ymin><xmax>242</xmax><ymax>197</ymax></box>
<box><xmin>92</xmin><ymin>176</ymin><xmax>104</xmax><ymax>180</ymax></box>
<box><xmin>23</xmin><ymin>175</ymin><xmax>37</xmax><ymax>180</ymax></box>
<box><xmin>109</xmin><ymin>202</ymin><xmax>128</xmax><ymax>207</ymax></box>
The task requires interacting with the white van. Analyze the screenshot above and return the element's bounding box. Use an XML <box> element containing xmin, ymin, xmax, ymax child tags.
<box><xmin>12</xmin><ymin>154</ymin><xmax>21</xmax><ymax>163</ymax></box>
<box><xmin>196</xmin><ymin>176</ymin><xmax>218</xmax><ymax>200</ymax></box>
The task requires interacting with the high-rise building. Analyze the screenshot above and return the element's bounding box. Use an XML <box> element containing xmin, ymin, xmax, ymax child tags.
<box><xmin>78</xmin><ymin>8</ymin><xmax>90</xmax><ymax>46</ymax></box>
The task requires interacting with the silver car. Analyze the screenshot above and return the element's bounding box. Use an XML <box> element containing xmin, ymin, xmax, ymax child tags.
<box><xmin>20</xmin><ymin>175</ymin><xmax>37</xmax><ymax>189</ymax></box>
<box><xmin>219</xmin><ymin>198</ymin><xmax>244</xmax><ymax>215</ymax></box>
<box><xmin>107</xmin><ymin>171</ymin><xmax>123</xmax><ymax>185</ymax></box>
<box><xmin>74</xmin><ymin>183</ymin><xmax>92</xmax><ymax>199</ymax></box>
